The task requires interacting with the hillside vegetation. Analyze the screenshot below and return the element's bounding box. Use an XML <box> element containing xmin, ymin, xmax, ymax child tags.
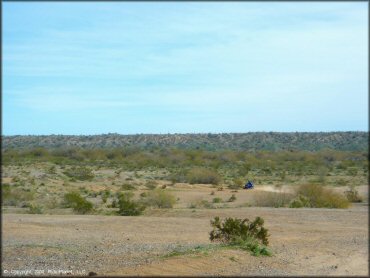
<box><xmin>2</xmin><ymin>132</ymin><xmax>368</xmax><ymax>151</ymax></box>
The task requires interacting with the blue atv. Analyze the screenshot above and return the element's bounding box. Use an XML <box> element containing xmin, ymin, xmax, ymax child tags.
<box><xmin>244</xmin><ymin>180</ymin><xmax>254</xmax><ymax>189</ymax></box>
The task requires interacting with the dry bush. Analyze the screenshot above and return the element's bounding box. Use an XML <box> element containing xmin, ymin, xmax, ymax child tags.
<box><xmin>344</xmin><ymin>185</ymin><xmax>362</xmax><ymax>203</ymax></box>
<box><xmin>252</xmin><ymin>191</ymin><xmax>294</xmax><ymax>208</ymax></box>
<box><xmin>144</xmin><ymin>189</ymin><xmax>176</xmax><ymax>208</ymax></box>
<box><xmin>296</xmin><ymin>184</ymin><xmax>350</xmax><ymax>208</ymax></box>
<box><xmin>189</xmin><ymin>199</ymin><xmax>214</xmax><ymax>209</ymax></box>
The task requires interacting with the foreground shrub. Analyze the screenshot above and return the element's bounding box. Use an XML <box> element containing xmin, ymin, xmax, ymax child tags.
<box><xmin>296</xmin><ymin>184</ymin><xmax>350</xmax><ymax>208</ymax></box>
<box><xmin>117</xmin><ymin>192</ymin><xmax>146</xmax><ymax>216</ymax></box>
<box><xmin>144</xmin><ymin>189</ymin><xmax>176</xmax><ymax>208</ymax></box>
<box><xmin>210</xmin><ymin>216</ymin><xmax>269</xmax><ymax>245</ymax></box>
<box><xmin>186</xmin><ymin>167</ymin><xmax>221</xmax><ymax>185</ymax></box>
<box><xmin>63</xmin><ymin>167</ymin><xmax>94</xmax><ymax>181</ymax></box>
<box><xmin>63</xmin><ymin>191</ymin><xmax>93</xmax><ymax>214</ymax></box>
<box><xmin>209</xmin><ymin>216</ymin><xmax>270</xmax><ymax>256</ymax></box>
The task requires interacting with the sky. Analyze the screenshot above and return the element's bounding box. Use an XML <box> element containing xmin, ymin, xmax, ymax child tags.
<box><xmin>3</xmin><ymin>2</ymin><xmax>368</xmax><ymax>135</ymax></box>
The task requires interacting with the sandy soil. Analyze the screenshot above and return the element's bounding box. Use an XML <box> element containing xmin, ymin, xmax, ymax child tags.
<box><xmin>2</xmin><ymin>203</ymin><xmax>368</xmax><ymax>276</ymax></box>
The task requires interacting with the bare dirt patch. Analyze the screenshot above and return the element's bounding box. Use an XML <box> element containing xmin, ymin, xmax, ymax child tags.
<box><xmin>2</xmin><ymin>204</ymin><xmax>368</xmax><ymax>276</ymax></box>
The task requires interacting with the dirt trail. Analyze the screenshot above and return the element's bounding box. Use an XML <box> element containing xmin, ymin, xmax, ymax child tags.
<box><xmin>2</xmin><ymin>204</ymin><xmax>368</xmax><ymax>276</ymax></box>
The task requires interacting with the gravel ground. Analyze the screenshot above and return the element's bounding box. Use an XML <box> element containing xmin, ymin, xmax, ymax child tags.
<box><xmin>2</xmin><ymin>204</ymin><xmax>368</xmax><ymax>276</ymax></box>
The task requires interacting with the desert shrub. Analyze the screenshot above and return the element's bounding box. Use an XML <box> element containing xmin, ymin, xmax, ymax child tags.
<box><xmin>48</xmin><ymin>165</ymin><xmax>56</xmax><ymax>174</ymax></box>
<box><xmin>140</xmin><ymin>192</ymin><xmax>148</xmax><ymax>198</ymax></box>
<box><xmin>186</xmin><ymin>167</ymin><xmax>221</xmax><ymax>185</ymax></box>
<box><xmin>28</xmin><ymin>204</ymin><xmax>44</xmax><ymax>214</ymax></box>
<box><xmin>253</xmin><ymin>191</ymin><xmax>294</xmax><ymax>208</ymax></box>
<box><xmin>144</xmin><ymin>180</ymin><xmax>157</xmax><ymax>190</ymax></box>
<box><xmin>121</xmin><ymin>183</ymin><xmax>136</xmax><ymax>191</ymax></box>
<box><xmin>63</xmin><ymin>167</ymin><xmax>94</xmax><ymax>181</ymax></box>
<box><xmin>212</xmin><ymin>197</ymin><xmax>223</xmax><ymax>203</ymax></box>
<box><xmin>209</xmin><ymin>216</ymin><xmax>270</xmax><ymax>256</ymax></box>
<box><xmin>117</xmin><ymin>192</ymin><xmax>146</xmax><ymax>216</ymax></box>
<box><xmin>228</xmin><ymin>194</ymin><xmax>237</xmax><ymax>202</ymax></box>
<box><xmin>296</xmin><ymin>184</ymin><xmax>350</xmax><ymax>208</ymax></box>
<box><xmin>144</xmin><ymin>189</ymin><xmax>176</xmax><ymax>208</ymax></box>
<box><xmin>108</xmin><ymin>199</ymin><xmax>118</xmax><ymax>208</ymax></box>
<box><xmin>63</xmin><ymin>191</ymin><xmax>93</xmax><ymax>214</ymax></box>
<box><xmin>2</xmin><ymin>185</ymin><xmax>35</xmax><ymax>206</ymax></box>
<box><xmin>289</xmin><ymin>195</ymin><xmax>311</xmax><ymax>208</ymax></box>
<box><xmin>189</xmin><ymin>199</ymin><xmax>214</xmax><ymax>209</ymax></box>
<box><xmin>344</xmin><ymin>185</ymin><xmax>362</xmax><ymax>203</ymax></box>
<box><xmin>228</xmin><ymin>178</ymin><xmax>244</xmax><ymax>190</ymax></box>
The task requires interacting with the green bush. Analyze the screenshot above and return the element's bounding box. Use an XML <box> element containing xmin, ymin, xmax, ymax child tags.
<box><xmin>144</xmin><ymin>189</ymin><xmax>176</xmax><ymax>208</ymax></box>
<box><xmin>117</xmin><ymin>192</ymin><xmax>146</xmax><ymax>216</ymax></box>
<box><xmin>63</xmin><ymin>167</ymin><xmax>94</xmax><ymax>181</ymax></box>
<box><xmin>212</xmin><ymin>197</ymin><xmax>223</xmax><ymax>203</ymax></box>
<box><xmin>296</xmin><ymin>184</ymin><xmax>350</xmax><ymax>208</ymax></box>
<box><xmin>186</xmin><ymin>167</ymin><xmax>221</xmax><ymax>185</ymax></box>
<box><xmin>63</xmin><ymin>191</ymin><xmax>93</xmax><ymax>214</ymax></box>
<box><xmin>209</xmin><ymin>216</ymin><xmax>270</xmax><ymax>256</ymax></box>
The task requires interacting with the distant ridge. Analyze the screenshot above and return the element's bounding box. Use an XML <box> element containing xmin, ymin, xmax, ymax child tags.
<box><xmin>2</xmin><ymin>132</ymin><xmax>368</xmax><ymax>152</ymax></box>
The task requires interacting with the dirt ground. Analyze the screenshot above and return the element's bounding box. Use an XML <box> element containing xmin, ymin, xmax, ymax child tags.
<box><xmin>2</xmin><ymin>201</ymin><xmax>368</xmax><ymax>276</ymax></box>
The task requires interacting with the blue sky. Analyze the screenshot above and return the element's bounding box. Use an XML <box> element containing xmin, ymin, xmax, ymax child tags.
<box><xmin>3</xmin><ymin>2</ymin><xmax>368</xmax><ymax>135</ymax></box>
